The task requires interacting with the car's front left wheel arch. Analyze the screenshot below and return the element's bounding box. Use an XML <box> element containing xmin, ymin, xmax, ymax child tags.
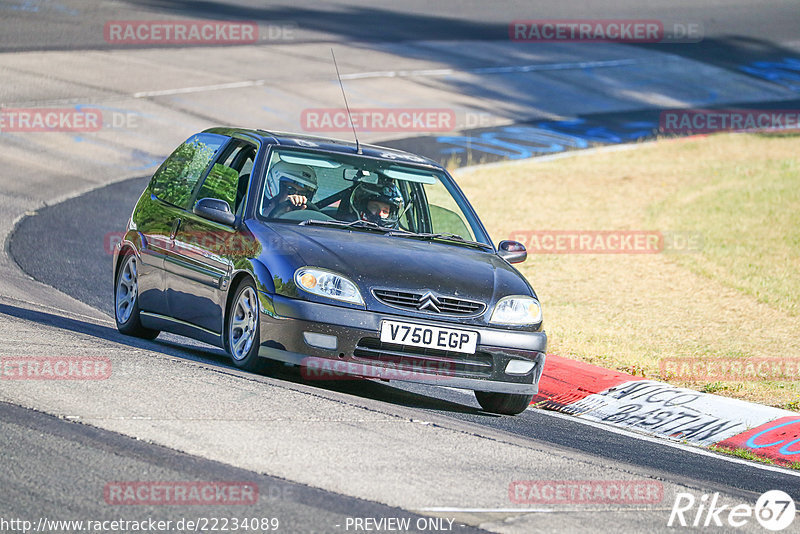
<box><xmin>224</xmin><ymin>276</ymin><xmax>273</xmax><ymax>373</ymax></box>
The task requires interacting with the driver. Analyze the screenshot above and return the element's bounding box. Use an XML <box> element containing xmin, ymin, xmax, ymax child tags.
<box><xmin>349</xmin><ymin>179</ymin><xmax>405</xmax><ymax>228</ymax></box>
<box><xmin>264</xmin><ymin>161</ymin><xmax>317</xmax><ymax>218</ymax></box>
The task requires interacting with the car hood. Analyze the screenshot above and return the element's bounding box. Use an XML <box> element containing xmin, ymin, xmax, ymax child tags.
<box><xmin>250</xmin><ymin>222</ymin><xmax>534</xmax><ymax>316</ymax></box>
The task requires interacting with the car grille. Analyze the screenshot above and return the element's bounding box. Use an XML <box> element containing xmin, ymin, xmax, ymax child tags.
<box><xmin>372</xmin><ymin>289</ymin><xmax>486</xmax><ymax>316</ymax></box>
<box><xmin>353</xmin><ymin>337</ymin><xmax>493</xmax><ymax>378</ymax></box>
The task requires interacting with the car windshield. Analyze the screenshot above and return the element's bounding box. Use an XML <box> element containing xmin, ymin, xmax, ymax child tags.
<box><xmin>257</xmin><ymin>148</ymin><xmax>491</xmax><ymax>247</ymax></box>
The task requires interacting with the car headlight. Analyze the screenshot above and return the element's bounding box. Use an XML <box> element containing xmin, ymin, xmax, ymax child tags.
<box><xmin>294</xmin><ymin>268</ymin><xmax>364</xmax><ymax>305</ymax></box>
<box><xmin>490</xmin><ymin>296</ymin><xmax>542</xmax><ymax>325</ymax></box>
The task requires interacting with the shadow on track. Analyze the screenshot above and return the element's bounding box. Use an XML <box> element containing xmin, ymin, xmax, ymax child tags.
<box><xmin>0</xmin><ymin>300</ymin><xmax>487</xmax><ymax>416</ymax></box>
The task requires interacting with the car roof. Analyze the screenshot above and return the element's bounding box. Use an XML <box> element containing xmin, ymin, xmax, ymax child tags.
<box><xmin>203</xmin><ymin>127</ymin><xmax>443</xmax><ymax>169</ymax></box>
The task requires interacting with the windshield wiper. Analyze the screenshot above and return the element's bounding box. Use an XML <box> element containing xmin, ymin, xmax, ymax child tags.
<box><xmin>386</xmin><ymin>230</ymin><xmax>493</xmax><ymax>250</ymax></box>
<box><xmin>299</xmin><ymin>219</ymin><xmax>392</xmax><ymax>233</ymax></box>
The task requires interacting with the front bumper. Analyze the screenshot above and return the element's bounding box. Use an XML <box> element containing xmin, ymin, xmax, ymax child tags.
<box><xmin>257</xmin><ymin>293</ymin><xmax>547</xmax><ymax>395</ymax></box>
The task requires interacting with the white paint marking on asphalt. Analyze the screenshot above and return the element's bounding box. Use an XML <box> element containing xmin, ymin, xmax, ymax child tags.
<box><xmin>533</xmin><ymin>406</ymin><xmax>800</xmax><ymax>478</ymax></box>
<box><xmin>133</xmin><ymin>80</ymin><xmax>266</xmax><ymax>98</ymax></box>
<box><xmin>340</xmin><ymin>59</ymin><xmax>641</xmax><ymax>80</ymax></box>
<box><xmin>419</xmin><ymin>507</ymin><xmax>555</xmax><ymax>513</ymax></box>
<box><xmin>419</xmin><ymin>506</ymin><xmax>671</xmax><ymax>513</ymax></box>
<box><xmin>130</xmin><ymin>59</ymin><xmax>642</xmax><ymax>99</ymax></box>
<box><xmin>343</xmin><ymin>68</ymin><xmax>455</xmax><ymax>79</ymax></box>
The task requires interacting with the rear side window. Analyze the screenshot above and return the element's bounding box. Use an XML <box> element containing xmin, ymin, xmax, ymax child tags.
<box><xmin>150</xmin><ymin>133</ymin><xmax>228</xmax><ymax>209</ymax></box>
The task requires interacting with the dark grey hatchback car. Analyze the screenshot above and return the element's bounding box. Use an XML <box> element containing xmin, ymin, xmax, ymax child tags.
<box><xmin>113</xmin><ymin>128</ymin><xmax>547</xmax><ymax>415</ymax></box>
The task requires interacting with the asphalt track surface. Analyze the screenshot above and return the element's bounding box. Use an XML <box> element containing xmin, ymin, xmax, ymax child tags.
<box><xmin>2</xmin><ymin>0</ymin><xmax>799</xmax><ymax>51</ymax></box>
<box><xmin>0</xmin><ymin>401</ymin><xmax>483</xmax><ymax>533</ymax></box>
<box><xmin>2</xmin><ymin>0</ymin><xmax>799</xmax><ymax>95</ymax></box>
<box><xmin>3</xmin><ymin>1</ymin><xmax>800</xmax><ymax>532</ymax></box>
<box><xmin>10</xmin><ymin>175</ymin><xmax>800</xmax><ymax>496</ymax></box>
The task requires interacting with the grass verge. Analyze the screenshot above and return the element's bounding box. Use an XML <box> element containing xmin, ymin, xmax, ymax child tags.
<box><xmin>708</xmin><ymin>445</ymin><xmax>800</xmax><ymax>470</ymax></box>
<box><xmin>456</xmin><ymin>132</ymin><xmax>800</xmax><ymax>409</ymax></box>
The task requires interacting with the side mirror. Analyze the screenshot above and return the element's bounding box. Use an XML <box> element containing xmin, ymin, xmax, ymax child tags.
<box><xmin>193</xmin><ymin>198</ymin><xmax>235</xmax><ymax>226</ymax></box>
<box><xmin>498</xmin><ymin>240</ymin><xmax>527</xmax><ymax>264</ymax></box>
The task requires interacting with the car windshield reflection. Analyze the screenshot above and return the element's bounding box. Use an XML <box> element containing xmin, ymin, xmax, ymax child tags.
<box><xmin>258</xmin><ymin>149</ymin><xmax>490</xmax><ymax>247</ymax></box>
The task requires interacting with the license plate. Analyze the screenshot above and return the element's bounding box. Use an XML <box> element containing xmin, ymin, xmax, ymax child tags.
<box><xmin>380</xmin><ymin>320</ymin><xmax>478</xmax><ymax>354</ymax></box>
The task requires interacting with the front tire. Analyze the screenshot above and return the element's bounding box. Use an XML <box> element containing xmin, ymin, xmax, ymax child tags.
<box><xmin>474</xmin><ymin>391</ymin><xmax>533</xmax><ymax>415</ymax></box>
<box><xmin>226</xmin><ymin>279</ymin><xmax>270</xmax><ymax>373</ymax></box>
<box><xmin>115</xmin><ymin>253</ymin><xmax>159</xmax><ymax>340</ymax></box>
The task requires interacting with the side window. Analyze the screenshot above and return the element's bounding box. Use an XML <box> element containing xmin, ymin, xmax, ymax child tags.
<box><xmin>195</xmin><ymin>141</ymin><xmax>258</xmax><ymax>214</ymax></box>
<box><xmin>196</xmin><ymin>164</ymin><xmax>239</xmax><ymax>208</ymax></box>
<box><xmin>150</xmin><ymin>133</ymin><xmax>228</xmax><ymax>209</ymax></box>
<box><xmin>420</xmin><ymin>181</ymin><xmax>476</xmax><ymax>240</ymax></box>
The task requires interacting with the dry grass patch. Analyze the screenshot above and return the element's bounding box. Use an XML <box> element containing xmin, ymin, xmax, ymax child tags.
<box><xmin>455</xmin><ymin>133</ymin><xmax>800</xmax><ymax>409</ymax></box>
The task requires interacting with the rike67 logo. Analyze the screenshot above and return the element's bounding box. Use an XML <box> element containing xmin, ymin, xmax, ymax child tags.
<box><xmin>668</xmin><ymin>490</ymin><xmax>795</xmax><ymax>531</ymax></box>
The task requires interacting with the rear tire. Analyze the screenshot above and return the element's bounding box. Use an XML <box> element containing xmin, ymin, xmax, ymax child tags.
<box><xmin>474</xmin><ymin>391</ymin><xmax>533</xmax><ymax>415</ymax></box>
<box><xmin>114</xmin><ymin>253</ymin><xmax>159</xmax><ymax>340</ymax></box>
<box><xmin>226</xmin><ymin>279</ymin><xmax>271</xmax><ymax>373</ymax></box>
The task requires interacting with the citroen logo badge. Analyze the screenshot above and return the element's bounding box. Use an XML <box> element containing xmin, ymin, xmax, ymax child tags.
<box><xmin>418</xmin><ymin>291</ymin><xmax>441</xmax><ymax>313</ymax></box>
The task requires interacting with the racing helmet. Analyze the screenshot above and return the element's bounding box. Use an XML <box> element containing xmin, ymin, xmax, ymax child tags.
<box><xmin>266</xmin><ymin>161</ymin><xmax>318</xmax><ymax>200</ymax></box>
<box><xmin>350</xmin><ymin>179</ymin><xmax>405</xmax><ymax>228</ymax></box>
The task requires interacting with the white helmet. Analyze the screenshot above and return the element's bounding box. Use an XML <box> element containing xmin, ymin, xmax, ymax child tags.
<box><xmin>266</xmin><ymin>161</ymin><xmax>317</xmax><ymax>199</ymax></box>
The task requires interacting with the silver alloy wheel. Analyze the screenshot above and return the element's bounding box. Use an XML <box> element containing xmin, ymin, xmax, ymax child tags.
<box><xmin>230</xmin><ymin>286</ymin><xmax>258</xmax><ymax>361</ymax></box>
<box><xmin>115</xmin><ymin>255</ymin><xmax>137</xmax><ymax>324</ymax></box>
